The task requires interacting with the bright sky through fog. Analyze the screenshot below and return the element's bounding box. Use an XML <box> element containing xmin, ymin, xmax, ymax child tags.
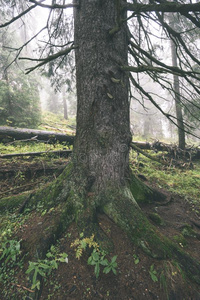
<box><xmin>33</xmin><ymin>0</ymin><xmax>73</xmax><ymax>29</ymax></box>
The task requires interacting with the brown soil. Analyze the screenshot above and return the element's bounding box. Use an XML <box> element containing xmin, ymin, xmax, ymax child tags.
<box><xmin>0</xmin><ymin>157</ymin><xmax>200</xmax><ymax>300</ymax></box>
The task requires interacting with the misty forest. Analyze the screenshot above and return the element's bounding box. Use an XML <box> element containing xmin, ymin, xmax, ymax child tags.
<box><xmin>0</xmin><ymin>1</ymin><xmax>200</xmax><ymax>299</ymax></box>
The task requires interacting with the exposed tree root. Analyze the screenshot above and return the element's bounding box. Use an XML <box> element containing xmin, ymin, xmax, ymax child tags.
<box><xmin>102</xmin><ymin>187</ymin><xmax>200</xmax><ymax>284</ymax></box>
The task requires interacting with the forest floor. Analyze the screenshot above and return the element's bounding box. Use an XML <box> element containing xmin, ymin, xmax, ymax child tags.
<box><xmin>0</xmin><ymin>153</ymin><xmax>200</xmax><ymax>300</ymax></box>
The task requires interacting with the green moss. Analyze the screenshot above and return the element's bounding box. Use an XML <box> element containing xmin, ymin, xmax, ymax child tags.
<box><xmin>0</xmin><ymin>192</ymin><xmax>29</xmax><ymax>213</ymax></box>
<box><xmin>148</xmin><ymin>212</ymin><xmax>165</xmax><ymax>225</ymax></box>
<box><xmin>128</xmin><ymin>171</ymin><xmax>166</xmax><ymax>204</ymax></box>
<box><xmin>103</xmin><ymin>186</ymin><xmax>168</xmax><ymax>257</ymax></box>
<box><xmin>181</xmin><ymin>225</ymin><xmax>200</xmax><ymax>240</ymax></box>
<box><xmin>26</xmin><ymin>163</ymin><xmax>74</xmax><ymax>212</ymax></box>
<box><xmin>173</xmin><ymin>234</ymin><xmax>187</xmax><ymax>247</ymax></box>
<box><xmin>0</xmin><ymin>163</ymin><xmax>74</xmax><ymax>216</ymax></box>
<box><xmin>133</xmin><ymin>154</ymin><xmax>200</xmax><ymax>207</ymax></box>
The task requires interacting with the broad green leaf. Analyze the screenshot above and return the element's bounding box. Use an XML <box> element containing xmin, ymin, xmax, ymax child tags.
<box><xmin>111</xmin><ymin>255</ymin><xmax>117</xmax><ymax>263</ymax></box>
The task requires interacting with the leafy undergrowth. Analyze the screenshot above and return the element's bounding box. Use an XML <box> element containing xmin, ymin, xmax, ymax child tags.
<box><xmin>0</xmin><ymin>148</ymin><xmax>200</xmax><ymax>299</ymax></box>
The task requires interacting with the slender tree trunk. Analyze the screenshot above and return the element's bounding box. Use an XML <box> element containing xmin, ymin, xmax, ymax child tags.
<box><xmin>170</xmin><ymin>39</ymin><xmax>185</xmax><ymax>150</ymax></box>
<box><xmin>143</xmin><ymin>115</ymin><xmax>151</xmax><ymax>139</ymax></box>
<box><xmin>73</xmin><ymin>0</ymin><xmax>131</xmax><ymax>193</ymax></box>
<box><xmin>63</xmin><ymin>98</ymin><xmax>68</xmax><ymax>120</ymax></box>
<box><xmin>62</xmin><ymin>88</ymin><xmax>68</xmax><ymax>120</ymax></box>
<box><xmin>4</xmin><ymin>70</ymin><xmax>13</xmax><ymax>117</ymax></box>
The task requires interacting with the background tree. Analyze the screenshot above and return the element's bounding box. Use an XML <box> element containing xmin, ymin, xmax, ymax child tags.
<box><xmin>166</xmin><ymin>0</ymin><xmax>200</xmax><ymax>148</ymax></box>
<box><xmin>0</xmin><ymin>19</ymin><xmax>41</xmax><ymax>128</ymax></box>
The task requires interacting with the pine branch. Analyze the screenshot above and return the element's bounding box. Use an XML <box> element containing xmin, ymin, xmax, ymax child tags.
<box><xmin>19</xmin><ymin>45</ymin><xmax>77</xmax><ymax>74</ymax></box>
<box><xmin>128</xmin><ymin>41</ymin><xmax>200</xmax><ymax>80</ymax></box>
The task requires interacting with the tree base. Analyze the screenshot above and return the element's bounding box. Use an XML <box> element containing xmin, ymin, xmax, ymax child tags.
<box><xmin>0</xmin><ymin>163</ymin><xmax>200</xmax><ymax>299</ymax></box>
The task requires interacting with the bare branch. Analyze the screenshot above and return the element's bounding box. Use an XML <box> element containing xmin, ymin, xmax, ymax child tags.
<box><xmin>121</xmin><ymin>64</ymin><xmax>200</xmax><ymax>79</ymax></box>
<box><xmin>181</xmin><ymin>11</ymin><xmax>200</xmax><ymax>28</ymax></box>
<box><xmin>29</xmin><ymin>0</ymin><xmax>79</xmax><ymax>9</ymax></box>
<box><xmin>129</xmin><ymin>73</ymin><xmax>200</xmax><ymax>139</ymax></box>
<box><xmin>19</xmin><ymin>44</ymin><xmax>77</xmax><ymax>74</ymax></box>
<box><xmin>0</xmin><ymin>4</ymin><xmax>37</xmax><ymax>28</ymax></box>
<box><xmin>4</xmin><ymin>26</ymin><xmax>47</xmax><ymax>71</ymax></box>
<box><xmin>123</xmin><ymin>2</ymin><xmax>200</xmax><ymax>14</ymax></box>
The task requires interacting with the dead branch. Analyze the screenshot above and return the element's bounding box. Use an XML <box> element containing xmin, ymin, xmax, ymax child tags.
<box><xmin>0</xmin><ymin>150</ymin><xmax>72</xmax><ymax>159</ymax></box>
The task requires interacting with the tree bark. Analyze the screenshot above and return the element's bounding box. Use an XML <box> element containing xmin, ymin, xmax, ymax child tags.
<box><xmin>73</xmin><ymin>0</ymin><xmax>131</xmax><ymax>192</ymax></box>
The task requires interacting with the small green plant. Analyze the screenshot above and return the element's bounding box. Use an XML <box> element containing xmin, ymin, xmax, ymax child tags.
<box><xmin>71</xmin><ymin>233</ymin><xmax>99</xmax><ymax>260</ymax></box>
<box><xmin>0</xmin><ymin>239</ymin><xmax>21</xmax><ymax>263</ymax></box>
<box><xmin>71</xmin><ymin>233</ymin><xmax>117</xmax><ymax>279</ymax></box>
<box><xmin>0</xmin><ymin>213</ymin><xmax>28</xmax><ymax>243</ymax></box>
<box><xmin>0</xmin><ymin>238</ymin><xmax>27</xmax><ymax>299</ymax></box>
<box><xmin>103</xmin><ymin>255</ymin><xmax>118</xmax><ymax>275</ymax></box>
<box><xmin>26</xmin><ymin>245</ymin><xmax>68</xmax><ymax>290</ymax></box>
<box><xmin>149</xmin><ymin>264</ymin><xmax>158</xmax><ymax>282</ymax></box>
<box><xmin>181</xmin><ymin>224</ymin><xmax>197</xmax><ymax>238</ymax></box>
<box><xmin>87</xmin><ymin>250</ymin><xmax>108</xmax><ymax>278</ymax></box>
<box><xmin>133</xmin><ymin>253</ymin><xmax>140</xmax><ymax>264</ymax></box>
<box><xmin>87</xmin><ymin>250</ymin><xmax>117</xmax><ymax>278</ymax></box>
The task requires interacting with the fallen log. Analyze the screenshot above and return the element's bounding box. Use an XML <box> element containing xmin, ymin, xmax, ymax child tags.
<box><xmin>0</xmin><ymin>126</ymin><xmax>199</xmax><ymax>159</ymax></box>
<box><xmin>0</xmin><ymin>126</ymin><xmax>74</xmax><ymax>144</ymax></box>
<box><xmin>131</xmin><ymin>141</ymin><xmax>200</xmax><ymax>159</ymax></box>
<box><xmin>0</xmin><ymin>149</ymin><xmax>72</xmax><ymax>159</ymax></box>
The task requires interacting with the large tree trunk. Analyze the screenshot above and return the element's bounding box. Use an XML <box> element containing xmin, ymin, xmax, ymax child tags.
<box><xmin>73</xmin><ymin>0</ymin><xmax>131</xmax><ymax>192</ymax></box>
